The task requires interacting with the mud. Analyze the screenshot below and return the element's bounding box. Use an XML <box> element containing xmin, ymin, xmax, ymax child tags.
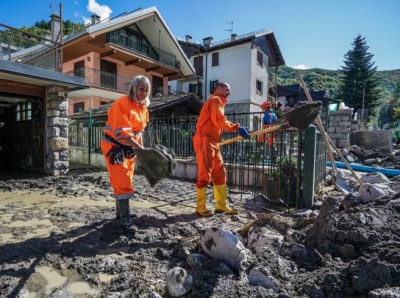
<box><xmin>1</xmin><ymin>161</ymin><xmax>400</xmax><ymax>297</ymax></box>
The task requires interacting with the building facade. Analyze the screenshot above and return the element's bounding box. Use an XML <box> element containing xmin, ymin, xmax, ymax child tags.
<box><xmin>171</xmin><ymin>30</ymin><xmax>285</xmax><ymax>113</ymax></box>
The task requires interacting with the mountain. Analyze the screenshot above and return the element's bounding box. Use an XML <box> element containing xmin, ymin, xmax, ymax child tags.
<box><xmin>274</xmin><ymin>66</ymin><xmax>400</xmax><ymax>99</ymax></box>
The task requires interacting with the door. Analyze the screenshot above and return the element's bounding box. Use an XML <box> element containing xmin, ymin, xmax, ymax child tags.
<box><xmin>100</xmin><ymin>59</ymin><xmax>117</xmax><ymax>90</ymax></box>
<box><xmin>31</xmin><ymin>100</ymin><xmax>44</xmax><ymax>172</ymax></box>
<box><xmin>152</xmin><ymin>76</ymin><xmax>163</xmax><ymax>96</ymax></box>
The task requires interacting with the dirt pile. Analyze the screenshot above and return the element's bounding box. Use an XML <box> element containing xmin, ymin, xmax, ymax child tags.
<box><xmin>0</xmin><ymin>163</ymin><xmax>400</xmax><ymax>297</ymax></box>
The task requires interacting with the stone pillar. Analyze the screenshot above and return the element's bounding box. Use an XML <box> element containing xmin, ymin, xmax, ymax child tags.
<box><xmin>46</xmin><ymin>85</ymin><xmax>69</xmax><ymax>175</ymax></box>
<box><xmin>327</xmin><ymin>109</ymin><xmax>353</xmax><ymax>148</ymax></box>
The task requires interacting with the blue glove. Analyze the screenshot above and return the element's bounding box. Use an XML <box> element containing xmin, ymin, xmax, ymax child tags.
<box><xmin>237</xmin><ymin>126</ymin><xmax>251</xmax><ymax>139</ymax></box>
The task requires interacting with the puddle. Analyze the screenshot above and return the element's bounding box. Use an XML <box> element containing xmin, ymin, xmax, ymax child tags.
<box><xmin>27</xmin><ymin>266</ymin><xmax>100</xmax><ymax>297</ymax></box>
<box><xmin>98</xmin><ymin>273</ymin><xmax>117</xmax><ymax>283</ymax></box>
<box><xmin>66</xmin><ymin>281</ymin><xmax>99</xmax><ymax>295</ymax></box>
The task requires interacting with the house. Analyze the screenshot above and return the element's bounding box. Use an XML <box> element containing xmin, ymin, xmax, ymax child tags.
<box><xmin>61</xmin><ymin>7</ymin><xmax>195</xmax><ymax>115</ymax></box>
<box><xmin>0</xmin><ymin>6</ymin><xmax>195</xmax><ymax>176</ymax></box>
<box><xmin>171</xmin><ymin>30</ymin><xmax>285</xmax><ymax>114</ymax></box>
<box><xmin>276</xmin><ymin>84</ymin><xmax>331</xmax><ymax>108</ymax></box>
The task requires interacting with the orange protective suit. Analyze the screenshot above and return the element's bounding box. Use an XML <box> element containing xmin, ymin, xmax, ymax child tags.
<box><xmin>257</xmin><ymin>111</ymin><xmax>276</xmax><ymax>146</ymax></box>
<box><xmin>101</xmin><ymin>95</ymin><xmax>149</xmax><ymax>200</ymax></box>
<box><xmin>193</xmin><ymin>93</ymin><xmax>239</xmax><ymax>189</ymax></box>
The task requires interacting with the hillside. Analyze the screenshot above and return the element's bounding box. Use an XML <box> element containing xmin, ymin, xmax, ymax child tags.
<box><xmin>274</xmin><ymin>66</ymin><xmax>400</xmax><ymax>99</ymax></box>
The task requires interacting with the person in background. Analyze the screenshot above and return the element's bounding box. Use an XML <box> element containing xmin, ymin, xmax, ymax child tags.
<box><xmin>101</xmin><ymin>75</ymin><xmax>151</xmax><ymax>231</ymax></box>
<box><xmin>193</xmin><ymin>82</ymin><xmax>251</xmax><ymax>217</ymax></box>
<box><xmin>258</xmin><ymin>101</ymin><xmax>277</xmax><ymax>160</ymax></box>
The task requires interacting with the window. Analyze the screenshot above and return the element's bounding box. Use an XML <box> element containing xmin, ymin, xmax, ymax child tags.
<box><xmin>189</xmin><ymin>83</ymin><xmax>198</xmax><ymax>94</ymax></box>
<box><xmin>16</xmin><ymin>102</ymin><xmax>32</xmax><ymax>122</ymax></box>
<box><xmin>74</xmin><ymin>102</ymin><xmax>84</xmax><ymax>113</ymax></box>
<box><xmin>212</xmin><ymin>52</ymin><xmax>219</xmax><ymax>67</ymax></box>
<box><xmin>257</xmin><ymin>51</ymin><xmax>263</xmax><ymax>66</ymax></box>
<box><xmin>193</xmin><ymin>56</ymin><xmax>204</xmax><ymax>76</ymax></box>
<box><xmin>256</xmin><ymin>80</ymin><xmax>263</xmax><ymax>95</ymax></box>
<box><xmin>210</xmin><ymin>80</ymin><xmax>218</xmax><ymax>94</ymax></box>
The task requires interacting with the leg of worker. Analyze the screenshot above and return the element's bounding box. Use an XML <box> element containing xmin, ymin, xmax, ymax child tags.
<box><xmin>212</xmin><ymin>146</ymin><xmax>237</xmax><ymax>214</ymax></box>
<box><xmin>103</xmin><ymin>147</ymin><xmax>138</xmax><ymax>231</ymax></box>
<box><xmin>194</xmin><ymin>136</ymin><xmax>214</xmax><ymax>217</ymax></box>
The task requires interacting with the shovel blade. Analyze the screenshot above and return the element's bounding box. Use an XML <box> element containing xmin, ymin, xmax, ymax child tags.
<box><xmin>135</xmin><ymin>148</ymin><xmax>172</xmax><ymax>187</ymax></box>
<box><xmin>283</xmin><ymin>101</ymin><xmax>322</xmax><ymax>132</ymax></box>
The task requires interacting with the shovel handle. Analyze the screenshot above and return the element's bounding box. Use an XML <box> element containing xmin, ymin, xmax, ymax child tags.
<box><xmin>218</xmin><ymin>123</ymin><xmax>290</xmax><ymax>146</ymax></box>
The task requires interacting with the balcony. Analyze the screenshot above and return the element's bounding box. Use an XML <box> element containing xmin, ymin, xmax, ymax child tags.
<box><xmin>65</xmin><ymin>67</ymin><xmax>132</xmax><ymax>93</ymax></box>
<box><xmin>107</xmin><ymin>31</ymin><xmax>177</xmax><ymax>69</ymax></box>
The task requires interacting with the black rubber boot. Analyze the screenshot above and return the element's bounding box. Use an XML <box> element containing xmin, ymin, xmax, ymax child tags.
<box><xmin>116</xmin><ymin>201</ymin><xmax>120</xmax><ymax>219</ymax></box>
<box><xmin>118</xmin><ymin>199</ymin><xmax>138</xmax><ymax>231</ymax></box>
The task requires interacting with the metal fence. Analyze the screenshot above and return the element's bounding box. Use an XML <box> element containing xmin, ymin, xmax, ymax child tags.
<box><xmin>68</xmin><ymin>113</ymin><xmax>326</xmax><ymax>210</ymax></box>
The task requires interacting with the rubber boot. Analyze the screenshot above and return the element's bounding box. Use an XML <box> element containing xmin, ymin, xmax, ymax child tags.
<box><xmin>118</xmin><ymin>199</ymin><xmax>138</xmax><ymax>231</ymax></box>
<box><xmin>196</xmin><ymin>187</ymin><xmax>214</xmax><ymax>217</ymax></box>
<box><xmin>214</xmin><ymin>184</ymin><xmax>238</xmax><ymax>214</ymax></box>
<box><xmin>116</xmin><ymin>201</ymin><xmax>120</xmax><ymax>219</ymax></box>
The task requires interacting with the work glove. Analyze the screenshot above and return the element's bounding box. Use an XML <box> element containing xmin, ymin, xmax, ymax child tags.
<box><xmin>106</xmin><ymin>146</ymin><xmax>124</xmax><ymax>165</ymax></box>
<box><xmin>237</xmin><ymin>126</ymin><xmax>251</xmax><ymax>139</ymax></box>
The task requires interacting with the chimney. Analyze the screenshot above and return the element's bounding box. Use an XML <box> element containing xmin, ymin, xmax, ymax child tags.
<box><xmin>185</xmin><ymin>35</ymin><xmax>192</xmax><ymax>42</ymax></box>
<box><xmin>231</xmin><ymin>33</ymin><xmax>237</xmax><ymax>41</ymax></box>
<box><xmin>202</xmin><ymin>36</ymin><xmax>213</xmax><ymax>48</ymax></box>
<box><xmin>91</xmin><ymin>14</ymin><xmax>100</xmax><ymax>25</ymax></box>
<box><xmin>50</xmin><ymin>13</ymin><xmax>61</xmax><ymax>42</ymax></box>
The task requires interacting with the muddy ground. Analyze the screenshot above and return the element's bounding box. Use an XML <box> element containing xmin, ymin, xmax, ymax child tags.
<box><xmin>1</xmin><ymin>155</ymin><xmax>400</xmax><ymax>297</ymax></box>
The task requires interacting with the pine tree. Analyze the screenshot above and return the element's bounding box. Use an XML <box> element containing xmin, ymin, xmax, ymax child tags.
<box><xmin>338</xmin><ymin>35</ymin><xmax>382</xmax><ymax>115</ymax></box>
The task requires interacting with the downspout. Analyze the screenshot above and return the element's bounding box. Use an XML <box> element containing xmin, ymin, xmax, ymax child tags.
<box><xmin>204</xmin><ymin>48</ymin><xmax>208</xmax><ymax>100</ymax></box>
<box><xmin>88</xmin><ymin>96</ymin><xmax>92</xmax><ymax>165</ymax></box>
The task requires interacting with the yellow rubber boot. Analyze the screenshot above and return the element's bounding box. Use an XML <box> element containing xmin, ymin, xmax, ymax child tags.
<box><xmin>214</xmin><ymin>184</ymin><xmax>238</xmax><ymax>214</ymax></box>
<box><xmin>196</xmin><ymin>187</ymin><xmax>214</xmax><ymax>217</ymax></box>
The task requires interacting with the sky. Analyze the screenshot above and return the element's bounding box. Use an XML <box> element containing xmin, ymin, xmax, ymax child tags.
<box><xmin>1</xmin><ymin>0</ymin><xmax>399</xmax><ymax>71</ymax></box>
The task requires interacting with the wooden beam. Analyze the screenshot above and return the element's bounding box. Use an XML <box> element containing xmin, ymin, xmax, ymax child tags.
<box><xmin>100</xmin><ymin>49</ymin><xmax>117</xmax><ymax>58</ymax></box>
<box><xmin>125</xmin><ymin>58</ymin><xmax>141</xmax><ymax>66</ymax></box>
<box><xmin>163</xmin><ymin>72</ymin><xmax>178</xmax><ymax>77</ymax></box>
<box><xmin>0</xmin><ymin>79</ymin><xmax>46</xmax><ymax>98</ymax></box>
<box><xmin>145</xmin><ymin>66</ymin><xmax>160</xmax><ymax>72</ymax></box>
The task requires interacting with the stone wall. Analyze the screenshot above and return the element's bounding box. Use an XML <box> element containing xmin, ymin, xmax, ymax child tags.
<box><xmin>46</xmin><ymin>85</ymin><xmax>69</xmax><ymax>175</ymax></box>
<box><xmin>327</xmin><ymin>109</ymin><xmax>360</xmax><ymax>148</ymax></box>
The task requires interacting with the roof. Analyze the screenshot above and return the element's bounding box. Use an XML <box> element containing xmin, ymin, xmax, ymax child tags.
<box><xmin>69</xmin><ymin>92</ymin><xmax>203</xmax><ymax>120</ymax></box>
<box><xmin>179</xmin><ymin>30</ymin><xmax>285</xmax><ymax>67</ymax></box>
<box><xmin>0</xmin><ymin>59</ymin><xmax>86</xmax><ymax>88</ymax></box>
<box><xmin>63</xmin><ymin>7</ymin><xmax>195</xmax><ymax>80</ymax></box>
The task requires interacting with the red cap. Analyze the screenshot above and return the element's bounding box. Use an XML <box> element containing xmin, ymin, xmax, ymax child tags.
<box><xmin>260</xmin><ymin>101</ymin><xmax>271</xmax><ymax>109</ymax></box>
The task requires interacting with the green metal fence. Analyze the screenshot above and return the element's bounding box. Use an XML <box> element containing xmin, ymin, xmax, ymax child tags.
<box><xmin>68</xmin><ymin>113</ymin><xmax>326</xmax><ymax>210</ymax></box>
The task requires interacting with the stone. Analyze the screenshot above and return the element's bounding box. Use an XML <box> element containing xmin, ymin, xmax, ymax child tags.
<box><xmin>166</xmin><ymin>267</ymin><xmax>193</xmax><ymax>297</ymax></box>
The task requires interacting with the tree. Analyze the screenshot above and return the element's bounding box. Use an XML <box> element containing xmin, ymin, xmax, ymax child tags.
<box><xmin>338</xmin><ymin>35</ymin><xmax>382</xmax><ymax>115</ymax></box>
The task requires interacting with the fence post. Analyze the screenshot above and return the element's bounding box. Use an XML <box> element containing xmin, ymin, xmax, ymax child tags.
<box><xmin>303</xmin><ymin>125</ymin><xmax>316</xmax><ymax>209</ymax></box>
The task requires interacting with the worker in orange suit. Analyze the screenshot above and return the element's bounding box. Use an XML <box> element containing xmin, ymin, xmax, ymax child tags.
<box><xmin>193</xmin><ymin>81</ymin><xmax>251</xmax><ymax>217</ymax></box>
<box><xmin>258</xmin><ymin>101</ymin><xmax>277</xmax><ymax>160</ymax></box>
<box><xmin>101</xmin><ymin>75</ymin><xmax>151</xmax><ymax>231</ymax></box>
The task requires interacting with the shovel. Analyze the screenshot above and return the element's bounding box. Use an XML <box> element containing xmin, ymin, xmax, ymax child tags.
<box><xmin>218</xmin><ymin>101</ymin><xmax>322</xmax><ymax>146</ymax></box>
<box><xmin>130</xmin><ymin>139</ymin><xmax>177</xmax><ymax>187</ymax></box>
<box><xmin>295</xmin><ymin>70</ymin><xmax>360</xmax><ymax>194</ymax></box>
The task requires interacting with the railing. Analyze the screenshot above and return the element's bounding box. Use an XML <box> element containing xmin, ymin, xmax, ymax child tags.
<box><xmin>107</xmin><ymin>30</ymin><xmax>177</xmax><ymax>68</ymax></box>
<box><xmin>0</xmin><ymin>23</ymin><xmax>61</xmax><ymax>71</ymax></box>
<box><xmin>68</xmin><ymin>112</ymin><xmax>326</xmax><ymax>210</ymax></box>
<box><xmin>65</xmin><ymin>67</ymin><xmax>132</xmax><ymax>93</ymax></box>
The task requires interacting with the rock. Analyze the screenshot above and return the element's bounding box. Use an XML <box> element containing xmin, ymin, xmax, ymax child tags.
<box><xmin>357</xmin><ymin>183</ymin><xmax>386</xmax><ymax>203</ymax></box>
<box><xmin>248</xmin><ymin>226</ymin><xmax>284</xmax><ymax>253</ymax></box>
<box><xmin>349</xmin><ymin>257</ymin><xmax>392</xmax><ymax>294</ymax></box>
<box><xmin>248</xmin><ymin>266</ymin><xmax>280</xmax><ymax>293</ymax></box>
<box><xmin>166</xmin><ymin>267</ymin><xmax>193</xmax><ymax>297</ymax></box>
<box><xmin>360</xmin><ymin>172</ymin><xmax>391</xmax><ymax>184</ymax></box>
<box><xmin>177</xmin><ymin>247</ymin><xmax>190</xmax><ymax>260</ymax></box>
<box><xmin>186</xmin><ymin>253</ymin><xmax>206</xmax><ymax>269</ymax></box>
<box><xmin>200</xmin><ymin>227</ymin><xmax>248</xmax><ymax>271</ymax></box>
